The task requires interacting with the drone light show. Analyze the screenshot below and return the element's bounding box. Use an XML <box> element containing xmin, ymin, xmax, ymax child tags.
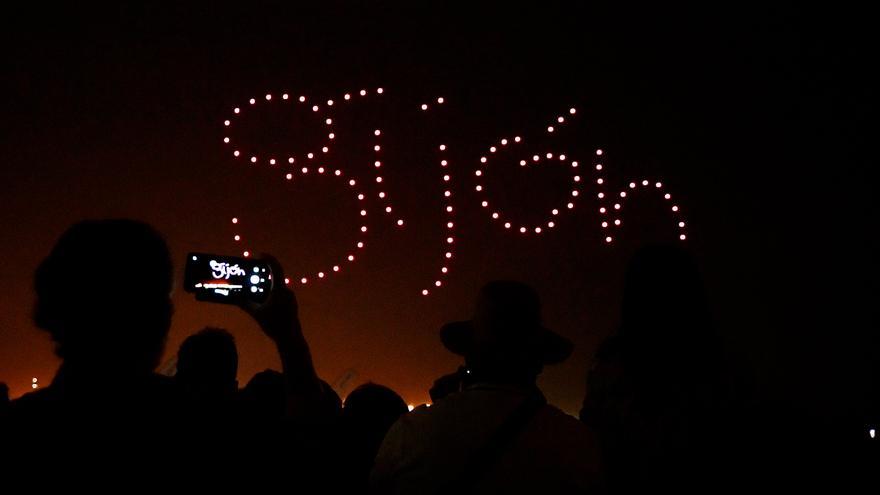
<box><xmin>222</xmin><ymin>89</ymin><xmax>688</xmax><ymax>294</ymax></box>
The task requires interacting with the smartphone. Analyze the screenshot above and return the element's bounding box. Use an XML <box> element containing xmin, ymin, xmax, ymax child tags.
<box><xmin>184</xmin><ymin>252</ymin><xmax>272</xmax><ymax>304</ymax></box>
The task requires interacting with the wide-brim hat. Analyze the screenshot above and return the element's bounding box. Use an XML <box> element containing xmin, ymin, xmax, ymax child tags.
<box><xmin>440</xmin><ymin>281</ymin><xmax>573</xmax><ymax>365</ymax></box>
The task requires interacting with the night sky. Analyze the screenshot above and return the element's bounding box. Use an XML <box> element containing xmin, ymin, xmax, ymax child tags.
<box><xmin>1</xmin><ymin>2</ymin><xmax>875</xmax><ymax>418</ymax></box>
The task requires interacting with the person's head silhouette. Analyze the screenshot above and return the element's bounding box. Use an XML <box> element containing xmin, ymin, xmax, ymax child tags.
<box><xmin>617</xmin><ymin>244</ymin><xmax>717</xmax><ymax>378</ymax></box>
<box><xmin>34</xmin><ymin>219</ymin><xmax>173</xmax><ymax>380</ymax></box>
<box><xmin>343</xmin><ymin>383</ymin><xmax>408</xmax><ymax>439</ymax></box>
<box><xmin>440</xmin><ymin>280</ymin><xmax>573</xmax><ymax>385</ymax></box>
<box><xmin>176</xmin><ymin>327</ymin><xmax>239</xmax><ymax>401</ymax></box>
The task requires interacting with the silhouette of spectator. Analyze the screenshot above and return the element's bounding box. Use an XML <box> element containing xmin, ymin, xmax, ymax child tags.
<box><xmin>371</xmin><ymin>281</ymin><xmax>604</xmax><ymax>494</ymax></box>
<box><xmin>175</xmin><ymin>327</ymin><xmax>239</xmax><ymax>415</ymax></box>
<box><xmin>581</xmin><ymin>245</ymin><xmax>726</xmax><ymax>493</ymax></box>
<box><xmin>0</xmin><ymin>382</ymin><xmax>8</xmax><ymax>418</ymax></box>
<box><xmin>9</xmin><ymin>219</ymin><xmax>176</xmax><ymax>422</ymax></box>
<box><xmin>340</xmin><ymin>383</ymin><xmax>408</xmax><ymax>489</ymax></box>
<box><xmin>239</xmin><ymin>368</ymin><xmax>287</xmax><ymax>420</ymax></box>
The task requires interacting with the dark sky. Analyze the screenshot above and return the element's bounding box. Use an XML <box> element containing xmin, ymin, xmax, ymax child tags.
<box><xmin>1</xmin><ymin>2</ymin><xmax>875</xmax><ymax>417</ymax></box>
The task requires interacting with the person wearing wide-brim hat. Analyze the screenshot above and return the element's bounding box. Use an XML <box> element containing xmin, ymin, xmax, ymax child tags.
<box><xmin>372</xmin><ymin>281</ymin><xmax>604</xmax><ymax>495</ymax></box>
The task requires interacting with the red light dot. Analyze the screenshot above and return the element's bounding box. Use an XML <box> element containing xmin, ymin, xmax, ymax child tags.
<box><xmin>231</xmin><ymin>217</ymin><xmax>238</xmax><ymax>224</ymax></box>
<box><xmin>243</xmin><ymin>251</ymin><xmax>250</xmax><ymax>257</ymax></box>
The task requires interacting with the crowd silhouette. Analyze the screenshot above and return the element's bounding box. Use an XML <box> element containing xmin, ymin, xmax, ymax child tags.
<box><xmin>0</xmin><ymin>218</ymin><xmax>874</xmax><ymax>490</ymax></box>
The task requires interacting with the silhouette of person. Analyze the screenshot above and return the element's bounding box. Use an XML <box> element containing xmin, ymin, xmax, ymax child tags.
<box><xmin>9</xmin><ymin>219</ymin><xmax>176</xmax><ymax>423</ymax></box>
<box><xmin>371</xmin><ymin>281</ymin><xmax>604</xmax><ymax>494</ymax></box>
<box><xmin>0</xmin><ymin>382</ymin><xmax>8</xmax><ymax>418</ymax></box>
<box><xmin>581</xmin><ymin>244</ymin><xmax>726</xmax><ymax>493</ymax></box>
<box><xmin>339</xmin><ymin>383</ymin><xmax>408</xmax><ymax>490</ymax></box>
<box><xmin>175</xmin><ymin>327</ymin><xmax>239</xmax><ymax>416</ymax></box>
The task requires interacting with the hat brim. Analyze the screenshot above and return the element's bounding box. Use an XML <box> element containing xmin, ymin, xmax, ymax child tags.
<box><xmin>440</xmin><ymin>321</ymin><xmax>573</xmax><ymax>365</ymax></box>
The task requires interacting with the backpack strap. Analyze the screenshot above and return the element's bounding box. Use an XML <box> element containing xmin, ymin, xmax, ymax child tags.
<box><xmin>446</xmin><ymin>390</ymin><xmax>547</xmax><ymax>493</ymax></box>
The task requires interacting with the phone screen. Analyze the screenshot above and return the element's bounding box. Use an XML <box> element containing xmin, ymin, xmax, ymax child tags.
<box><xmin>184</xmin><ymin>253</ymin><xmax>272</xmax><ymax>304</ymax></box>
